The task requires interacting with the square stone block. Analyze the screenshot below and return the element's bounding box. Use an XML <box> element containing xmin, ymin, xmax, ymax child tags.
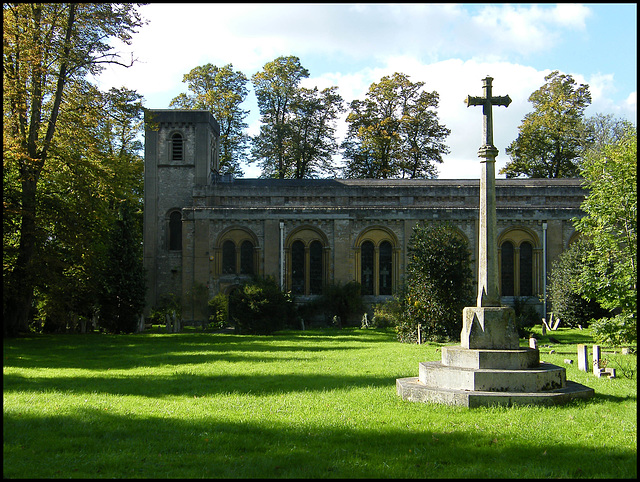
<box><xmin>461</xmin><ymin>306</ymin><xmax>519</xmax><ymax>349</ymax></box>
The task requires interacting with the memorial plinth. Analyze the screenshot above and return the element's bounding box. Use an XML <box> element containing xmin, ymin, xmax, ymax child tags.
<box><xmin>396</xmin><ymin>76</ymin><xmax>594</xmax><ymax>407</ymax></box>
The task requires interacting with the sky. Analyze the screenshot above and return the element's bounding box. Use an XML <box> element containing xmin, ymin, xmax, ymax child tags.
<box><xmin>94</xmin><ymin>3</ymin><xmax>637</xmax><ymax>179</ymax></box>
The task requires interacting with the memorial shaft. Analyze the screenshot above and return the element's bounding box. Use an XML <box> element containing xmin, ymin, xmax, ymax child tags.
<box><xmin>465</xmin><ymin>76</ymin><xmax>511</xmax><ymax>307</ymax></box>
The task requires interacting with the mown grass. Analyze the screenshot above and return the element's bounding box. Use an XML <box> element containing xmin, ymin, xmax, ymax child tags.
<box><xmin>3</xmin><ymin>326</ymin><xmax>637</xmax><ymax>478</ymax></box>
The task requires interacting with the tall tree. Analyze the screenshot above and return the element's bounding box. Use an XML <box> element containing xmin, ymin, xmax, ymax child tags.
<box><xmin>3</xmin><ymin>3</ymin><xmax>145</xmax><ymax>335</ymax></box>
<box><xmin>170</xmin><ymin>63</ymin><xmax>249</xmax><ymax>176</ymax></box>
<box><xmin>502</xmin><ymin>70</ymin><xmax>591</xmax><ymax>178</ymax></box>
<box><xmin>341</xmin><ymin>72</ymin><xmax>450</xmax><ymax>179</ymax></box>
<box><xmin>288</xmin><ymin>86</ymin><xmax>344</xmax><ymax>178</ymax></box>
<box><xmin>251</xmin><ymin>55</ymin><xmax>310</xmax><ymax>179</ymax></box>
<box><xmin>574</xmin><ymin>125</ymin><xmax>636</xmax><ymax>345</ymax></box>
<box><xmin>98</xmin><ymin>200</ymin><xmax>146</xmax><ymax>334</ymax></box>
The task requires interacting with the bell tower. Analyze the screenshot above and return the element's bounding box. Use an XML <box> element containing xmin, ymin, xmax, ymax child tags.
<box><xmin>142</xmin><ymin>109</ymin><xmax>220</xmax><ymax>315</ymax></box>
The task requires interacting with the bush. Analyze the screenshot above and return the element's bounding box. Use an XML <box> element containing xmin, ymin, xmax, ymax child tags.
<box><xmin>371</xmin><ymin>298</ymin><xmax>402</xmax><ymax>328</ymax></box>
<box><xmin>208</xmin><ymin>293</ymin><xmax>228</xmax><ymax>330</ymax></box>
<box><xmin>318</xmin><ymin>281</ymin><xmax>364</xmax><ymax>328</ymax></box>
<box><xmin>548</xmin><ymin>238</ymin><xmax>609</xmax><ymax>328</ymax></box>
<box><xmin>229</xmin><ymin>277</ymin><xmax>296</xmax><ymax>335</ymax></box>
<box><xmin>395</xmin><ymin>223</ymin><xmax>473</xmax><ymax>343</ymax></box>
<box><xmin>591</xmin><ymin>313</ymin><xmax>637</xmax><ymax>347</ymax></box>
<box><xmin>512</xmin><ymin>297</ymin><xmax>539</xmax><ymax>339</ymax></box>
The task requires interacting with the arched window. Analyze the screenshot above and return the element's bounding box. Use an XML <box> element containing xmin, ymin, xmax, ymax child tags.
<box><xmin>501</xmin><ymin>241</ymin><xmax>514</xmax><ymax>296</ymax></box>
<box><xmin>222</xmin><ymin>240</ymin><xmax>236</xmax><ymax>274</ymax></box>
<box><xmin>291</xmin><ymin>240</ymin><xmax>305</xmax><ymax>295</ymax></box>
<box><xmin>519</xmin><ymin>242</ymin><xmax>533</xmax><ymax>296</ymax></box>
<box><xmin>356</xmin><ymin>227</ymin><xmax>398</xmax><ymax>297</ymax></box>
<box><xmin>309</xmin><ymin>241</ymin><xmax>323</xmax><ymax>295</ymax></box>
<box><xmin>240</xmin><ymin>240</ymin><xmax>254</xmax><ymax>275</ymax></box>
<box><xmin>285</xmin><ymin>226</ymin><xmax>328</xmax><ymax>296</ymax></box>
<box><xmin>361</xmin><ymin>241</ymin><xmax>375</xmax><ymax>295</ymax></box>
<box><xmin>215</xmin><ymin>228</ymin><xmax>259</xmax><ymax>278</ymax></box>
<box><xmin>171</xmin><ymin>133</ymin><xmax>183</xmax><ymax>161</ymax></box>
<box><xmin>379</xmin><ymin>241</ymin><xmax>393</xmax><ymax>296</ymax></box>
<box><xmin>169</xmin><ymin>211</ymin><xmax>182</xmax><ymax>251</ymax></box>
<box><xmin>498</xmin><ymin>228</ymin><xmax>540</xmax><ymax>298</ymax></box>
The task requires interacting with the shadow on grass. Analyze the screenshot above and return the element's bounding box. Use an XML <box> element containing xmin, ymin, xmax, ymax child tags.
<box><xmin>3</xmin><ymin>407</ymin><xmax>636</xmax><ymax>478</ymax></box>
<box><xmin>3</xmin><ymin>331</ymin><xmax>374</xmax><ymax>370</ymax></box>
<box><xmin>3</xmin><ymin>371</ymin><xmax>399</xmax><ymax>398</ymax></box>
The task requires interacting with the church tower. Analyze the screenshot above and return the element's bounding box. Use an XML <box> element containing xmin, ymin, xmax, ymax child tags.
<box><xmin>143</xmin><ymin>109</ymin><xmax>220</xmax><ymax>315</ymax></box>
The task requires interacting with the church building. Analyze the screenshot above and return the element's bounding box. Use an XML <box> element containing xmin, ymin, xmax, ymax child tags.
<box><xmin>142</xmin><ymin>109</ymin><xmax>586</xmax><ymax>325</ymax></box>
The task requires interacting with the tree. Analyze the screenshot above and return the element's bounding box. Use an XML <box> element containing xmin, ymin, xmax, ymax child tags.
<box><xmin>341</xmin><ymin>72</ymin><xmax>450</xmax><ymax>179</ymax></box>
<box><xmin>574</xmin><ymin>125</ymin><xmax>636</xmax><ymax>345</ymax></box>
<box><xmin>170</xmin><ymin>63</ymin><xmax>249</xmax><ymax>176</ymax></box>
<box><xmin>3</xmin><ymin>3</ymin><xmax>145</xmax><ymax>336</ymax></box>
<box><xmin>288</xmin><ymin>86</ymin><xmax>344</xmax><ymax>178</ymax></box>
<box><xmin>547</xmin><ymin>238</ymin><xmax>609</xmax><ymax>328</ymax></box>
<box><xmin>395</xmin><ymin>223</ymin><xmax>473</xmax><ymax>343</ymax></box>
<box><xmin>251</xmin><ymin>56</ymin><xmax>309</xmax><ymax>179</ymax></box>
<box><xmin>501</xmin><ymin>70</ymin><xmax>591</xmax><ymax>178</ymax></box>
<box><xmin>97</xmin><ymin>200</ymin><xmax>146</xmax><ymax>334</ymax></box>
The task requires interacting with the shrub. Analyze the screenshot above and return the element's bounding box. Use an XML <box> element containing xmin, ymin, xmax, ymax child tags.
<box><xmin>548</xmin><ymin>238</ymin><xmax>609</xmax><ymax>328</ymax></box>
<box><xmin>371</xmin><ymin>298</ymin><xmax>402</xmax><ymax>328</ymax></box>
<box><xmin>512</xmin><ymin>297</ymin><xmax>539</xmax><ymax>338</ymax></box>
<box><xmin>591</xmin><ymin>313</ymin><xmax>637</xmax><ymax>347</ymax></box>
<box><xmin>395</xmin><ymin>223</ymin><xmax>473</xmax><ymax>343</ymax></box>
<box><xmin>229</xmin><ymin>277</ymin><xmax>296</xmax><ymax>335</ymax></box>
<box><xmin>318</xmin><ymin>281</ymin><xmax>364</xmax><ymax>328</ymax></box>
<box><xmin>208</xmin><ymin>293</ymin><xmax>228</xmax><ymax>330</ymax></box>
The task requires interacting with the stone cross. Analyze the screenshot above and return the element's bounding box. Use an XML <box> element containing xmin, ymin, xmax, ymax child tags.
<box><xmin>465</xmin><ymin>76</ymin><xmax>511</xmax><ymax>307</ymax></box>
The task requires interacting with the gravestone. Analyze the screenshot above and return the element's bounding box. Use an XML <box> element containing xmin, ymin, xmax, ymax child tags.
<box><xmin>396</xmin><ymin>76</ymin><xmax>595</xmax><ymax>407</ymax></box>
<box><xmin>592</xmin><ymin>345</ymin><xmax>601</xmax><ymax>375</ymax></box>
<box><xmin>577</xmin><ymin>344</ymin><xmax>588</xmax><ymax>372</ymax></box>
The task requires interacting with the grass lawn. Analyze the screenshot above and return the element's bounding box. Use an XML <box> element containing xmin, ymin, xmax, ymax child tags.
<box><xmin>3</xmin><ymin>326</ymin><xmax>637</xmax><ymax>478</ymax></box>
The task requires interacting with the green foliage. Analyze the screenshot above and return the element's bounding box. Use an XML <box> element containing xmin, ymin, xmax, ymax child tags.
<box><xmin>229</xmin><ymin>277</ymin><xmax>296</xmax><ymax>334</ymax></box>
<box><xmin>548</xmin><ymin>238</ymin><xmax>609</xmax><ymax>328</ymax></box>
<box><xmin>208</xmin><ymin>293</ymin><xmax>229</xmax><ymax>330</ymax></box>
<box><xmin>250</xmin><ymin>56</ymin><xmax>344</xmax><ymax>179</ymax></box>
<box><xmin>575</xmin><ymin>125</ymin><xmax>637</xmax><ymax>345</ymax></box>
<box><xmin>395</xmin><ymin>223</ymin><xmax>473</xmax><ymax>343</ymax></box>
<box><xmin>170</xmin><ymin>63</ymin><xmax>249</xmax><ymax>176</ymax></box>
<box><xmin>371</xmin><ymin>298</ymin><xmax>403</xmax><ymax>328</ymax></box>
<box><xmin>502</xmin><ymin>70</ymin><xmax>591</xmax><ymax>178</ymax></box>
<box><xmin>341</xmin><ymin>72</ymin><xmax>450</xmax><ymax>179</ymax></box>
<box><xmin>511</xmin><ymin>297</ymin><xmax>540</xmax><ymax>338</ymax></box>
<box><xmin>318</xmin><ymin>281</ymin><xmax>365</xmax><ymax>328</ymax></box>
<box><xmin>97</xmin><ymin>201</ymin><xmax>146</xmax><ymax>334</ymax></box>
<box><xmin>3</xmin><ymin>3</ymin><xmax>145</xmax><ymax>335</ymax></box>
<box><xmin>149</xmin><ymin>293</ymin><xmax>182</xmax><ymax>325</ymax></box>
<box><xmin>591</xmin><ymin>313</ymin><xmax>637</xmax><ymax>348</ymax></box>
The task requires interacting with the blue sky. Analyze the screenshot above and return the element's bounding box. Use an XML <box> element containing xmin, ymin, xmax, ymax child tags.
<box><xmin>95</xmin><ymin>3</ymin><xmax>637</xmax><ymax>178</ymax></box>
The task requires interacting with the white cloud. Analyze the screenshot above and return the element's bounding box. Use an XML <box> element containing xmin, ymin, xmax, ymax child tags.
<box><xmin>92</xmin><ymin>4</ymin><xmax>634</xmax><ymax>178</ymax></box>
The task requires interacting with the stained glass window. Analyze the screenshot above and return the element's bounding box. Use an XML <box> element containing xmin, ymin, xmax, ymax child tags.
<box><xmin>240</xmin><ymin>240</ymin><xmax>254</xmax><ymax>275</ymax></box>
<box><xmin>501</xmin><ymin>241</ymin><xmax>514</xmax><ymax>296</ymax></box>
<box><xmin>519</xmin><ymin>242</ymin><xmax>533</xmax><ymax>296</ymax></box>
<box><xmin>291</xmin><ymin>240</ymin><xmax>305</xmax><ymax>295</ymax></box>
<box><xmin>379</xmin><ymin>241</ymin><xmax>392</xmax><ymax>295</ymax></box>
<box><xmin>309</xmin><ymin>241</ymin><xmax>323</xmax><ymax>295</ymax></box>
<box><xmin>361</xmin><ymin>241</ymin><xmax>374</xmax><ymax>295</ymax></box>
<box><xmin>222</xmin><ymin>240</ymin><xmax>236</xmax><ymax>274</ymax></box>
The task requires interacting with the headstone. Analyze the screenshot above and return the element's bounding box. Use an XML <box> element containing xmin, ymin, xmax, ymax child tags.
<box><xmin>622</xmin><ymin>347</ymin><xmax>630</xmax><ymax>355</ymax></box>
<box><xmin>592</xmin><ymin>345</ymin><xmax>601</xmax><ymax>375</ymax></box>
<box><xmin>529</xmin><ymin>337</ymin><xmax>537</xmax><ymax>349</ymax></box>
<box><xmin>577</xmin><ymin>344</ymin><xmax>588</xmax><ymax>372</ymax></box>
